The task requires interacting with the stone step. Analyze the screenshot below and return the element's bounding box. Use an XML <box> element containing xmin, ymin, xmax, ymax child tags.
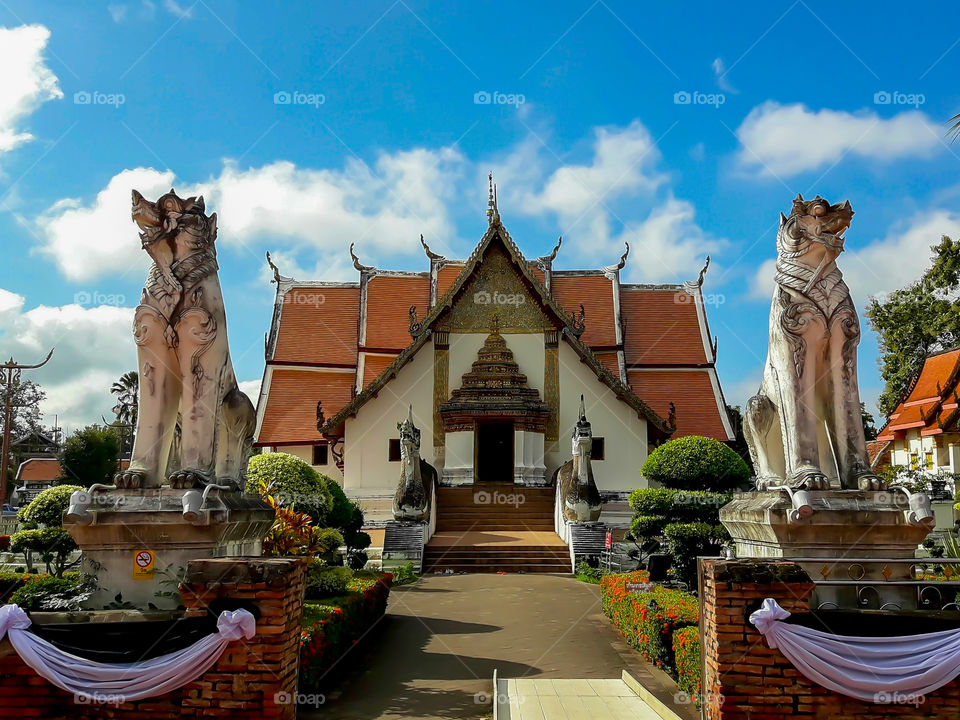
<box><xmin>423</xmin><ymin>563</ymin><xmax>570</xmax><ymax>573</ymax></box>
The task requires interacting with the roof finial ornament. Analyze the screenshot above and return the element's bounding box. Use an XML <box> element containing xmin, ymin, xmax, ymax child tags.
<box><xmin>616</xmin><ymin>242</ymin><xmax>630</xmax><ymax>269</ymax></box>
<box><xmin>486</xmin><ymin>172</ymin><xmax>500</xmax><ymax>225</ymax></box>
<box><xmin>265</xmin><ymin>251</ymin><xmax>285</xmax><ymax>283</ymax></box>
<box><xmin>420</xmin><ymin>234</ymin><xmax>443</xmax><ymax>261</ymax></box>
<box><xmin>539</xmin><ymin>236</ymin><xmax>562</xmax><ymax>264</ymax></box>
<box><xmin>350</xmin><ymin>242</ymin><xmax>373</xmax><ymax>272</ymax></box>
<box><xmin>578</xmin><ymin>394</ymin><xmax>586</xmax><ymax>422</ymax></box>
<box><xmin>696</xmin><ymin>256</ymin><xmax>711</xmax><ymax>287</ymax></box>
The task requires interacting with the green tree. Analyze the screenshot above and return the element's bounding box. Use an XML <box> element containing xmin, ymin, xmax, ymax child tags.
<box><xmin>861</xmin><ymin>403</ymin><xmax>878</xmax><ymax>441</ymax></box>
<box><xmin>724</xmin><ymin>404</ymin><xmax>754</xmax><ymax>473</ymax></box>
<box><xmin>867</xmin><ymin>236</ymin><xmax>960</xmax><ymax>415</ymax></box>
<box><xmin>58</xmin><ymin>425</ymin><xmax>120</xmax><ymax>486</ymax></box>
<box><xmin>14</xmin><ymin>484</ymin><xmax>82</xmax><ymax>574</ymax></box>
<box><xmin>110</xmin><ymin>371</ymin><xmax>138</xmax><ymax>454</ymax></box>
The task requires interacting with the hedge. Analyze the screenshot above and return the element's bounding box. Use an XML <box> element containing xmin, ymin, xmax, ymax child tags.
<box><xmin>601</xmin><ymin>571</ymin><xmax>698</xmax><ymax>670</ymax></box>
<box><xmin>673</xmin><ymin>625</ymin><xmax>701</xmax><ymax>700</ymax></box>
<box><xmin>247</xmin><ymin>452</ymin><xmax>333</xmax><ymax>522</ymax></box>
<box><xmin>641</xmin><ymin>435</ymin><xmax>750</xmax><ymax>491</ymax></box>
<box><xmin>663</xmin><ymin>521</ymin><xmax>729</xmax><ymax>588</ymax></box>
<box><xmin>299</xmin><ymin>572</ymin><xmax>392</xmax><ymax>691</ymax></box>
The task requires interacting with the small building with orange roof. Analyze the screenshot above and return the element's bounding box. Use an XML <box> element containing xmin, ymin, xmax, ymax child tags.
<box><xmin>876</xmin><ymin>347</ymin><xmax>960</xmax><ymax>478</ymax></box>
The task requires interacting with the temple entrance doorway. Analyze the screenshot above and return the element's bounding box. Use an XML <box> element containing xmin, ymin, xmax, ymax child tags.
<box><xmin>475</xmin><ymin>422</ymin><xmax>514</xmax><ymax>482</ymax></box>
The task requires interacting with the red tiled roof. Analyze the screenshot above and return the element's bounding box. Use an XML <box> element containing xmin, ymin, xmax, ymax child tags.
<box><xmin>273</xmin><ymin>287</ymin><xmax>360</xmax><ymax>366</ymax></box>
<box><xmin>362</xmin><ymin>354</ymin><xmax>398</xmax><ymax>388</ymax></box>
<box><xmin>867</xmin><ymin>440</ymin><xmax>891</xmax><ymax>468</ymax></box>
<box><xmin>437</xmin><ymin>264</ymin><xmax>464</xmax><ymax>299</ymax></box>
<box><xmin>877</xmin><ymin>348</ymin><xmax>960</xmax><ymax>441</ymax></box>
<box><xmin>627</xmin><ymin>369</ymin><xmax>727</xmax><ymax>439</ymax></box>
<box><xmin>258</xmin><ymin>369</ymin><xmax>356</xmax><ymax>445</ymax></box>
<box><xmin>365</xmin><ymin>275</ymin><xmax>429</xmax><ymax>350</ymax></box>
<box><xmin>15</xmin><ymin>458</ymin><xmax>61</xmax><ymax>482</ymax></box>
<box><xmin>595</xmin><ymin>351</ymin><xmax>620</xmax><ymax>379</ymax></box>
<box><xmin>552</xmin><ymin>275</ymin><xmax>617</xmax><ymax>347</ymax></box>
<box><xmin>621</xmin><ymin>288</ymin><xmax>707</xmax><ymax>366</ymax></box>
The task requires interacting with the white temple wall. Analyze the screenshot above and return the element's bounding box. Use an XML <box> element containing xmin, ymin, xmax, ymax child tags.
<box><xmin>343</xmin><ymin>346</ymin><xmax>435</xmax><ymax>494</ymax></box>
<box><xmin>551</xmin><ymin>341</ymin><xmax>649</xmax><ymax>494</ymax></box>
<box><xmin>264</xmin><ymin>444</ymin><xmax>344</xmax><ymax>484</ymax></box>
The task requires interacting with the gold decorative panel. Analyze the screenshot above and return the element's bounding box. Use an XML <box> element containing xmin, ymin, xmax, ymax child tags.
<box><xmin>544</xmin><ymin>340</ymin><xmax>559</xmax><ymax>442</ymax></box>
<box><xmin>438</xmin><ymin>245</ymin><xmax>554</xmax><ymax>334</ymax></box>
<box><xmin>433</xmin><ymin>340</ymin><xmax>449</xmax><ymax>447</ymax></box>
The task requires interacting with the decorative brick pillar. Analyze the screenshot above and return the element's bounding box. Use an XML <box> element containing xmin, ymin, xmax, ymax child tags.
<box><xmin>179</xmin><ymin>557</ymin><xmax>308</xmax><ymax>719</ymax></box>
<box><xmin>701</xmin><ymin>558</ymin><xmax>960</xmax><ymax>719</ymax></box>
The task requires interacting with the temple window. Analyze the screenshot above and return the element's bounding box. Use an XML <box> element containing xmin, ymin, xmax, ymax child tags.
<box><xmin>312</xmin><ymin>444</ymin><xmax>329</xmax><ymax>466</ymax></box>
<box><xmin>388</xmin><ymin>438</ymin><xmax>401</xmax><ymax>462</ymax></box>
<box><xmin>925</xmin><ymin>450</ymin><xmax>934</xmax><ymax>469</ymax></box>
<box><xmin>592</xmin><ymin>437</ymin><xmax>605</xmax><ymax>461</ymax></box>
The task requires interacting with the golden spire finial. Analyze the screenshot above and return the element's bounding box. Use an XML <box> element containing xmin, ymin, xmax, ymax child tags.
<box><xmin>486</xmin><ymin>172</ymin><xmax>499</xmax><ymax>225</ymax></box>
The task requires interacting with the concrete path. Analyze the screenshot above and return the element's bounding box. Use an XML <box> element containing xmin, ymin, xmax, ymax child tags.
<box><xmin>308</xmin><ymin>574</ymin><xmax>694</xmax><ymax>720</ymax></box>
<box><xmin>497</xmin><ymin>678</ymin><xmax>661</xmax><ymax>720</ymax></box>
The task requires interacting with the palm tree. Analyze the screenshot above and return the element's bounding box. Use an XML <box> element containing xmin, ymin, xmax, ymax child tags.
<box><xmin>950</xmin><ymin>113</ymin><xmax>960</xmax><ymax>142</ymax></box>
<box><xmin>110</xmin><ymin>371</ymin><xmax>138</xmax><ymax>428</ymax></box>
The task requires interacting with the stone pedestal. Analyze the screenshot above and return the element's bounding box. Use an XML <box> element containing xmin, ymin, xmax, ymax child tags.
<box><xmin>65</xmin><ymin>488</ymin><xmax>274</xmax><ymax>609</ymax></box>
<box><xmin>720</xmin><ymin>490</ymin><xmax>934</xmax><ymax>609</ymax></box>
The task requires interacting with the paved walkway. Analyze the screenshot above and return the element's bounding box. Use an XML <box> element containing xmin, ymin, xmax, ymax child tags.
<box><xmin>498</xmin><ymin>678</ymin><xmax>660</xmax><ymax>720</ymax></box>
<box><xmin>309</xmin><ymin>574</ymin><xmax>692</xmax><ymax>720</ymax></box>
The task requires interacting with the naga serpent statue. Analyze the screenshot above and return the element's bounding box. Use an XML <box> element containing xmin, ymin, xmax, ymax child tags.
<box><xmin>744</xmin><ymin>194</ymin><xmax>884</xmax><ymax>492</ymax></box>
<box><xmin>556</xmin><ymin>395</ymin><xmax>602</xmax><ymax>522</ymax></box>
<box><xmin>393</xmin><ymin>406</ymin><xmax>437</xmax><ymax>522</ymax></box>
<box><xmin>114</xmin><ymin>189</ymin><xmax>255</xmax><ymax>490</ymax></box>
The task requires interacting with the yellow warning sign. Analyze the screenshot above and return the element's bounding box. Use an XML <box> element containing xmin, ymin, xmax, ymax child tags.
<box><xmin>133</xmin><ymin>550</ymin><xmax>155</xmax><ymax>580</ymax></box>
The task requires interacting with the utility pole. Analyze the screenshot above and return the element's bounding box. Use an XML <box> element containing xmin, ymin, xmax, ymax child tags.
<box><xmin>0</xmin><ymin>350</ymin><xmax>54</xmax><ymax>506</ymax></box>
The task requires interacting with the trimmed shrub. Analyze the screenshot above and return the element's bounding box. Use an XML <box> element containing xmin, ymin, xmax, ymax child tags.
<box><xmin>673</xmin><ymin>625</ymin><xmax>701</xmax><ymax>700</ymax></box>
<box><xmin>0</xmin><ymin>571</ymin><xmax>29</xmax><ymax>603</ymax></box>
<box><xmin>663</xmin><ymin>522</ymin><xmax>729</xmax><ymax>588</ymax></box>
<box><xmin>10</xmin><ymin>527</ymin><xmax>78</xmax><ymax>577</ymax></box>
<box><xmin>17</xmin><ymin>485</ymin><xmax>83</xmax><ymax>529</ymax></box>
<box><xmin>247</xmin><ymin>452</ymin><xmax>333</xmax><ymax>522</ymax></box>
<box><xmin>601</xmin><ymin>572</ymin><xmax>698</xmax><ymax>670</ymax></box>
<box><xmin>300</xmin><ymin>573</ymin><xmax>392</xmax><ymax>690</ymax></box>
<box><xmin>628</xmin><ymin>488</ymin><xmax>677</xmax><ymax>516</ymax></box>
<box><xmin>306</xmin><ymin>565</ymin><xmax>353</xmax><ymax>598</ymax></box>
<box><xmin>9</xmin><ymin>575</ymin><xmax>85</xmax><ymax>611</ymax></box>
<box><xmin>641</xmin><ymin>436</ymin><xmax>750</xmax><ymax>492</ymax></box>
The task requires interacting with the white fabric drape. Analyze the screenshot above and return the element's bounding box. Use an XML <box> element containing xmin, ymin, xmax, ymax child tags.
<box><xmin>0</xmin><ymin>603</ymin><xmax>255</xmax><ymax>702</ymax></box>
<box><xmin>750</xmin><ymin>597</ymin><xmax>960</xmax><ymax>702</ymax></box>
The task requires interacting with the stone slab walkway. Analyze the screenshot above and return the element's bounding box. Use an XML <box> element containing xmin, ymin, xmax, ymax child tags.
<box><xmin>497</xmin><ymin>678</ymin><xmax>661</xmax><ymax>720</ymax></box>
<box><xmin>307</xmin><ymin>574</ymin><xmax>694</xmax><ymax>720</ymax></box>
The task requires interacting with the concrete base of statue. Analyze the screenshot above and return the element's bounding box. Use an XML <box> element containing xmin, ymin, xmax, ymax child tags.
<box><xmin>64</xmin><ymin>488</ymin><xmax>274</xmax><ymax>609</ymax></box>
<box><xmin>720</xmin><ymin>489</ymin><xmax>935</xmax><ymax>610</ymax></box>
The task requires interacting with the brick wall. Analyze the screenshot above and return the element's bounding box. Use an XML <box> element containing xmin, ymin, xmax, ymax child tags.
<box><xmin>0</xmin><ymin>556</ymin><xmax>306</xmax><ymax>719</ymax></box>
<box><xmin>701</xmin><ymin>558</ymin><xmax>960</xmax><ymax>720</ymax></box>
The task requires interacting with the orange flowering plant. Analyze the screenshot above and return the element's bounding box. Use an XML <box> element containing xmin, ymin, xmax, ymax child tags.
<box><xmin>601</xmin><ymin>571</ymin><xmax>698</xmax><ymax>671</ymax></box>
<box><xmin>672</xmin><ymin>625</ymin><xmax>701</xmax><ymax>701</ymax></box>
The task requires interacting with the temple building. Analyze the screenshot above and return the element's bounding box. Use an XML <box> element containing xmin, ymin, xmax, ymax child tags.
<box><xmin>876</xmin><ymin>347</ymin><xmax>960</xmax><ymax>477</ymax></box>
<box><xmin>254</xmin><ymin>183</ymin><xmax>733</xmax><ymax>536</ymax></box>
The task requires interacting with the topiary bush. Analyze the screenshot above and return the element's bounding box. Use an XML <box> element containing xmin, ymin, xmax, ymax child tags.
<box><xmin>10</xmin><ymin>527</ymin><xmax>78</xmax><ymax>577</ymax></box>
<box><xmin>247</xmin><ymin>452</ymin><xmax>333</xmax><ymax>523</ymax></box>
<box><xmin>663</xmin><ymin>521</ymin><xmax>729</xmax><ymax>588</ymax></box>
<box><xmin>641</xmin><ymin>436</ymin><xmax>750</xmax><ymax>492</ymax></box>
<box><xmin>673</xmin><ymin>625</ymin><xmax>701</xmax><ymax>701</ymax></box>
<box><xmin>17</xmin><ymin>485</ymin><xmax>83</xmax><ymax>529</ymax></box>
<box><xmin>305</xmin><ymin>564</ymin><xmax>354</xmax><ymax>598</ymax></box>
<box><xmin>321</xmin><ymin>474</ymin><xmax>369</xmax><ymax>567</ymax></box>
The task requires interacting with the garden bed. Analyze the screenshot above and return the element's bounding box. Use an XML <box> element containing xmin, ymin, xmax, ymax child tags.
<box><xmin>299</xmin><ymin>571</ymin><xmax>393</xmax><ymax>692</ymax></box>
<box><xmin>601</xmin><ymin>571</ymin><xmax>702</xmax><ymax>703</ymax></box>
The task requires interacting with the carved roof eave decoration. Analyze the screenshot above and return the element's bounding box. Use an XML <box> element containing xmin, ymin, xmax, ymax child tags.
<box><xmin>560</xmin><ymin>326</ymin><xmax>674</xmax><ymax>438</ymax></box>
<box><xmin>319</xmin><ymin>330</ymin><xmax>433</xmax><ymax>437</ymax></box>
<box><xmin>319</xmin><ymin>217</ymin><xmax>673</xmax><ymax>439</ymax></box>
<box><xmin>409</xmin><ymin>219</ymin><xmax>584</xmax><ymax>340</ymax></box>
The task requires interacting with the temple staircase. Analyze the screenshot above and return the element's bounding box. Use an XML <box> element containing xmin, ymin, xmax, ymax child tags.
<box><xmin>424</xmin><ymin>484</ymin><xmax>570</xmax><ymax>573</ymax></box>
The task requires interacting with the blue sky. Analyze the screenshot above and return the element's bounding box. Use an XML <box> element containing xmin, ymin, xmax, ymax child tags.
<box><xmin>2</xmin><ymin>0</ymin><xmax>960</xmax><ymax>430</ymax></box>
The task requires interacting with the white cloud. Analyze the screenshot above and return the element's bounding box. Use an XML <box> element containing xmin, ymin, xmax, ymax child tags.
<box><xmin>108</xmin><ymin>5</ymin><xmax>128</xmax><ymax>22</ymax></box>
<box><xmin>0</xmin><ymin>25</ymin><xmax>62</xmax><ymax>157</ymax></box>
<box><xmin>163</xmin><ymin>0</ymin><xmax>193</xmax><ymax>18</ymax></box>
<box><xmin>736</xmin><ymin>102</ymin><xmax>941</xmax><ymax>177</ymax></box>
<box><xmin>749</xmin><ymin>209</ymin><xmax>960</xmax><ymax>307</ymax></box>
<box><xmin>238</xmin><ymin>379</ymin><xmax>262</xmax><ymax>404</ymax></box>
<box><xmin>712</xmin><ymin>58</ymin><xmax>736</xmax><ymax>94</ymax></box>
<box><xmin>620</xmin><ymin>197</ymin><xmax>723</xmax><ymax>283</ymax></box>
<box><xmin>0</xmin><ymin>290</ymin><xmax>135</xmax><ymax>433</ymax></box>
<box><xmin>36</xmin><ymin>167</ymin><xmax>175</xmax><ymax>282</ymax></box>
<box><xmin>522</xmin><ymin>121</ymin><xmax>666</xmax><ymax>219</ymax></box>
